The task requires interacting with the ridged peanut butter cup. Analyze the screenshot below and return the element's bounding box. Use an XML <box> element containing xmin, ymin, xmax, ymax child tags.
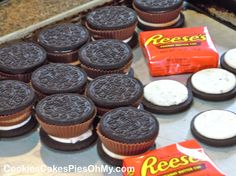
<box><xmin>0</xmin><ymin>80</ymin><xmax>36</xmax><ymax>126</ymax></box>
<box><xmin>31</xmin><ymin>64</ymin><xmax>87</xmax><ymax>99</ymax></box>
<box><xmin>79</xmin><ymin>39</ymin><xmax>133</xmax><ymax>79</ymax></box>
<box><xmin>86</xmin><ymin>6</ymin><xmax>137</xmax><ymax>40</ymax></box>
<box><xmin>86</xmin><ymin>74</ymin><xmax>143</xmax><ymax>115</ymax></box>
<box><xmin>36</xmin><ymin>94</ymin><xmax>96</xmax><ymax>138</ymax></box>
<box><xmin>0</xmin><ymin>42</ymin><xmax>46</xmax><ymax>83</ymax></box>
<box><xmin>97</xmin><ymin>107</ymin><xmax>159</xmax><ymax>155</ymax></box>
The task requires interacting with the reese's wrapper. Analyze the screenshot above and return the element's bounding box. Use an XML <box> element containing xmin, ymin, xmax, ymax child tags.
<box><xmin>140</xmin><ymin>27</ymin><xmax>219</xmax><ymax>76</ymax></box>
<box><xmin>123</xmin><ymin>140</ymin><xmax>224</xmax><ymax>176</ymax></box>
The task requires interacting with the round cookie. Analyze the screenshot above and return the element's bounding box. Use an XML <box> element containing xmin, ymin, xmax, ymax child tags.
<box><xmin>187</xmin><ymin>68</ymin><xmax>236</xmax><ymax>101</ymax></box>
<box><xmin>86</xmin><ymin>74</ymin><xmax>143</xmax><ymax>115</ymax></box>
<box><xmin>191</xmin><ymin>110</ymin><xmax>236</xmax><ymax>147</ymax></box>
<box><xmin>38</xmin><ymin>23</ymin><xmax>89</xmax><ymax>64</ymax></box>
<box><xmin>36</xmin><ymin>94</ymin><xmax>97</xmax><ymax>151</ymax></box>
<box><xmin>31</xmin><ymin>63</ymin><xmax>87</xmax><ymax>99</ymax></box>
<box><xmin>220</xmin><ymin>48</ymin><xmax>236</xmax><ymax>74</ymax></box>
<box><xmin>86</xmin><ymin>6</ymin><xmax>138</xmax><ymax>47</ymax></box>
<box><xmin>0</xmin><ymin>42</ymin><xmax>46</xmax><ymax>82</ymax></box>
<box><xmin>97</xmin><ymin>107</ymin><xmax>159</xmax><ymax>166</ymax></box>
<box><xmin>0</xmin><ymin>80</ymin><xmax>36</xmax><ymax>138</ymax></box>
<box><xmin>79</xmin><ymin>39</ymin><xmax>133</xmax><ymax>79</ymax></box>
<box><xmin>133</xmin><ymin>0</ymin><xmax>184</xmax><ymax>30</ymax></box>
<box><xmin>137</xmin><ymin>13</ymin><xmax>185</xmax><ymax>31</ymax></box>
<box><xmin>143</xmin><ymin>80</ymin><xmax>193</xmax><ymax>114</ymax></box>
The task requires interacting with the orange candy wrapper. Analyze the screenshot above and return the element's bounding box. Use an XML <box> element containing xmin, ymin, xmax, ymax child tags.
<box><xmin>123</xmin><ymin>140</ymin><xmax>224</xmax><ymax>176</ymax></box>
<box><xmin>139</xmin><ymin>27</ymin><xmax>219</xmax><ymax>76</ymax></box>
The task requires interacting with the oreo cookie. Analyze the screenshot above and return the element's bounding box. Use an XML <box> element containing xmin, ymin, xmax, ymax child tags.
<box><xmin>36</xmin><ymin>94</ymin><xmax>97</xmax><ymax>151</ymax></box>
<box><xmin>86</xmin><ymin>6</ymin><xmax>138</xmax><ymax>48</ymax></box>
<box><xmin>0</xmin><ymin>80</ymin><xmax>36</xmax><ymax>138</ymax></box>
<box><xmin>86</xmin><ymin>74</ymin><xmax>143</xmax><ymax>115</ymax></box>
<box><xmin>79</xmin><ymin>39</ymin><xmax>133</xmax><ymax>79</ymax></box>
<box><xmin>220</xmin><ymin>48</ymin><xmax>236</xmax><ymax>74</ymax></box>
<box><xmin>31</xmin><ymin>63</ymin><xmax>87</xmax><ymax>99</ymax></box>
<box><xmin>187</xmin><ymin>68</ymin><xmax>236</xmax><ymax>101</ymax></box>
<box><xmin>0</xmin><ymin>42</ymin><xmax>46</xmax><ymax>82</ymax></box>
<box><xmin>133</xmin><ymin>0</ymin><xmax>185</xmax><ymax>30</ymax></box>
<box><xmin>191</xmin><ymin>110</ymin><xmax>236</xmax><ymax>147</ymax></box>
<box><xmin>97</xmin><ymin>107</ymin><xmax>159</xmax><ymax>166</ymax></box>
<box><xmin>143</xmin><ymin>80</ymin><xmax>193</xmax><ymax>114</ymax></box>
<box><xmin>38</xmin><ymin>23</ymin><xmax>89</xmax><ymax>65</ymax></box>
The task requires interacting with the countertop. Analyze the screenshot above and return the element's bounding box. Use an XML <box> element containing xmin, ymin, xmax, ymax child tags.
<box><xmin>0</xmin><ymin>8</ymin><xmax>236</xmax><ymax>176</ymax></box>
<box><xmin>0</xmin><ymin>0</ymin><xmax>91</xmax><ymax>36</ymax></box>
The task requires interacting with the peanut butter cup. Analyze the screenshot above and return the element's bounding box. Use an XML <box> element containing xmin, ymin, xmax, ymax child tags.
<box><xmin>0</xmin><ymin>42</ymin><xmax>46</xmax><ymax>82</ymax></box>
<box><xmin>0</xmin><ymin>80</ymin><xmax>36</xmax><ymax>138</ymax></box>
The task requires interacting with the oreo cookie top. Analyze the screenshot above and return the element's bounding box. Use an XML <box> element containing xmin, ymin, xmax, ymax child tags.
<box><xmin>0</xmin><ymin>80</ymin><xmax>35</xmax><ymax>115</ymax></box>
<box><xmin>0</xmin><ymin>42</ymin><xmax>46</xmax><ymax>74</ymax></box>
<box><xmin>79</xmin><ymin>40</ymin><xmax>132</xmax><ymax>70</ymax></box>
<box><xmin>36</xmin><ymin>94</ymin><xmax>95</xmax><ymax>125</ymax></box>
<box><xmin>31</xmin><ymin>64</ymin><xmax>87</xmax><ymax>95</ymax></box>
<box><xmin>38</xmin><ymin>23</ymin><xmax>89</xmax><ymax>52</ymax></box>
<box><xmin>86</xmin><ymin>6</ymin><xmax>137</xmax><ymax>30</ymax></box>
<box><xmin>134</xmin><ymin>0</ymin><xmax>183</xmax><ymax>12</ymax></box>
<box><xmin>86</xmin><ymin>74</ymin><xmax>143</xmax><ymax>108</ymax></box>
<box><xmin>100</xmin><ymin>107</ymin><xmax>159</xmax><ymax>143</ymax></box>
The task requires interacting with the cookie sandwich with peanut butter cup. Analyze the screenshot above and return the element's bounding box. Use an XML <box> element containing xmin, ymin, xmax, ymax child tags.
<box><xmin>143</xmin><ymin>80</ymin><xmax>193</xmax><ymax>114</ymax></box>
<box><xmin>187</xmin><ymin>68</ymin><xmax>236</xmax><ymax>101</ymax></box>
<box><xmin>86</xmin><ymin>74</ymin><xmax>143</xmax><ymax>116</ymax></box>
<box><xmin>0</xmin><ymin>42</ymin><xmax>46</xmax><ymax>82</ymax></box>
<box><xmin>31</xmin><ymin>63</ymin><xmax>87</xmax><ymax>100</ymax></box>
<box><xmin>220</xmin><ymin>48</ymin><xmax>236</xmax><ymax>74</ymax></box>
<box><xmin>36</xmin><ymin>94</ymin><xmax>97</xmax><ymax>151</ymax></box>
<box><xmin>0</xmin><ymin>80</ymin><xmax>37</xmax><ymax>138</ymax></box>
<box><xmin>79</xmin><ymin>39</ymin><xmax>133</xmax><ymax>80</ymax></box>
<box><xmin>38</xmin><ymin>23</ymin><xmax>89</xmax><ymax>65</ymax></box>
<box><xmin>97</xmin><ymin>107</ymin><xmax>159</xmax><ymax>166</ymax></box>
<box><xmin>133</xmin><ymin>0</ymin><xmax>184</xmax><ymax>31</ymax></box>
<box><xmin>86</xmin><ymin>6</ymin><xmax>138</xmax><ymax>48</ymax></box>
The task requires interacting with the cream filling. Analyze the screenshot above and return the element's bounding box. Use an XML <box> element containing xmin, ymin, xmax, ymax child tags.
<box><xmin>102</xmin><ymin>144</ymin><xmax>136</xmax><ymax>160</ymax></box>
<box><xmin>0</xmin><ymin>116</ymin><xmax>31</xmax><ymax>131</ymax></box>
<box><xmin>194</xmin><ymin>110</ymin><xmax>236</xmax><ymax>140</ymax></box>
<box><xmin>191</xmin><ymin>68</ymin><xmax>236</xmax><ymax>94</ymax></box>
<box><xmin>224</xmin><ymin>48</ymin><xmax>236</xmax><ymax>69</ymax></box>
<box><xmin>138</xmin><ymin>15</ymin><xmax>180</xmax><ymax>27</ymax></box>
<box><xmin>91</xmin><ymin>35</ymin><xmax>133</xmax><ymax>43</ymax></box>
<box><xmin>144</xmin><ymin>80</ymin><xmax>188</xmax><ymax>106</ymax></box>
<box><xmin>49</xmin><ymin>128</ymin><xmax>93</xmax><ymax>144</ymax></box>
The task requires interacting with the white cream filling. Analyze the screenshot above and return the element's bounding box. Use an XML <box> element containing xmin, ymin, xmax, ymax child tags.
<box><xmin>144</xmin><ymin>80</ymin><xmax>188</xmax><ymax>106</ymax></box>
<box><xmin>138</xmin><ymin>15</ymin><xmax>180</xmax><ymax>27</ymax></box>
<box><xmin>0</xmin><ymin>116</ymin><xmax>31</xmax><ymax>131</ymax></box>
<box><xmin>91</xmin><ymin>36</ymin><xmax>133</xmax><ymax>43</ymax></box>
<box><xmin>224</xmin><ymin>48</ymin><xmax>236</xmax><ymax>69</ymax></box>
<box><xmin>191</xmin><ymin>68</ymin><xmax>236</xmax><ymax>94</ymax></box>
<box><xmin>49</xmin><ymin>128</ymin><xmax>93</xmax><ymax>144</ymax></box>
<box><xmin>102</xmin><ymin>144</ymin><xmax>137</xmax><ymax>160</ymax></box>
<box><xmin>194</xmin><ymin>110</ymin><xmax>236</xmax><ymax>140</ymax></box>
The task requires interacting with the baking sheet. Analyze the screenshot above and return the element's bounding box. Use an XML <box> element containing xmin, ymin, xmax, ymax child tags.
<box><xmin>0</xmin><ymin>9</ymin><xmax>236</xmax><ymax>176</ymax></box>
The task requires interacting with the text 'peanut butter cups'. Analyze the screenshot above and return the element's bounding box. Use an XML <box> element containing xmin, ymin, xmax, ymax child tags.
<box><xmin>0</xmin><ymin>42</ymin><xmax>46</xmax><ymax>83</ymax></box>
<box><xmin>0</xmin><ymin>80</ymin><xmax>37</xmax><ymax>138</ymax></box>
<box><xmin>38</xmin><ymin>23</ymin><xmax>89</xmax><ymax>65</ymax></box>
<box><xmin>86</xmin><ymin>6</ymin><xmax>138</xmax><ymax>48</ymax></box>
<box><xmin>97</xmin><ymin>107</ymin><xmax>159</xmax><ymax>166</ymax></box>
<box><xmin>36</xmin><ymin>93</ymin><xmax>97</xmax><ymax>151</ymax></box>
